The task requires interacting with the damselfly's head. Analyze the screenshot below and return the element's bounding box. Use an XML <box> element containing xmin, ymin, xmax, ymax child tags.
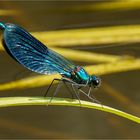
<box><xmin>90</xmin><ymin>75</ymin><xmax>101</xmax><ymax>88</ymax></box>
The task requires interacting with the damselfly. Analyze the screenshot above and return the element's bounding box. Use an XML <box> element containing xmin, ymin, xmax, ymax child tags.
<box><xmin>0</xmin><ymin>22</ymin><xmax>101</xmax><ymax>103</ymax></box>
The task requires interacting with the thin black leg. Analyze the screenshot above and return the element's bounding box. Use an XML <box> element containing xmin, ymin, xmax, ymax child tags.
<box><xmin>79</xmin><ymin>88</ymin><xmax>103</xmax><ymax>107</ymax></box>
<box><xmin>71</xmin><ymin>84</ymin><xmax>81</xmax><ymax>106</ymax></box>
<box><xmin>90</xmin><ymin>94</ymin><xmax>103</xmax><ymax>108</ymax></box>
<box><xmin>48</xmin><ymin>80</ymin><xmax>63</xmax><ymax>105</ymax></box>
<box><xmin>63</xmin><ymin>81</ymin><xmax>74</xmax><ymax>99</ymax></box>
<box><xmin>62</xmin><ymin>79</ymin><xmax>82</xmax><ymax>99</ymax></box>
<box><xmin>87</xmin><ymin>86</ymin><xmax>103</xmax><ymax>107</ymax></box>
<box><xmin>44</xmin><ymin>78</ymin><xmax>61</xmax><ymax>97</ymax></box>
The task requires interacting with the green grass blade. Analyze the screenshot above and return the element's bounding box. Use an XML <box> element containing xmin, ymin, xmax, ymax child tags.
<box><xmin>0</xmin><ymin>96</ymin><xmax>139</xmax><ymax>124</ymax></box>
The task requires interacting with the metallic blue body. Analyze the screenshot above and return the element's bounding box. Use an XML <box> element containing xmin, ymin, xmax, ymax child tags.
<box><xmin>0</xmin><ymin>22</ymin><xmax>92</xmax><ymax>85</ymax></box>
<box><xmin>71</xmin><ymin>67</ymin><xmax>90</xmax><ymax>84</ymax></box>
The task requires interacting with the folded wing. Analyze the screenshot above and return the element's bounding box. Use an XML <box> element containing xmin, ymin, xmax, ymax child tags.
<box><xmin>3</xmin><ymin>23</ymin><xmax>75</xmax><ymax>75</ymax></box>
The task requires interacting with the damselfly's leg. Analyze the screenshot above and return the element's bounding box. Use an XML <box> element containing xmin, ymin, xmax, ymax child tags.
<box><xmin>44</xmin><ymin>78</ymin><xmax>61</xmax><ymax>97</ymax></box>
<box><xmin>90</xmin><ymin>94</ymin><xmax>103</xmax><ymax>108</ymax></box>
<box><xmin>71</xmin><ymin>84</ymin><xmax>81</xmax><ymax>106</ymax></box>
<box><xmin>63</xmin><ymin>81</ymin><xmax>74</xmax><ymax>99</ymax></box>
<box><xmin>48</xmin><ymin>80</ymin><xmax>63</xmax><ymax>105</ymax></box>
<box><xmin>61</xmin><ymin>78</ymin><xmax>81</xmax><ymax>100</ymax></box>
<box><xmin>79</xmin><ymin>88</ymin><xmax>97</xmax><ymax>102</ymax></box>
<box><xmin>87</xmin><ymin>86</ymin><xmax>92</xmax><ymax>96</ymax></box>
<box><xmin>78</xmin><ymin>88</ymin><xmax>103</xmax><ymax>107</ymax></box>
<box><xmin>87</xmin><ymin>86</ymin><xmax>102</xmax><ymax>106</ymax></box>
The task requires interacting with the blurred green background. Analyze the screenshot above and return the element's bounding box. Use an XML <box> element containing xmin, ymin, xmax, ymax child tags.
<box><xmin>0</xmin><ymin>0</ymin><xmax>140</xmax><ymax>139</ymax></box>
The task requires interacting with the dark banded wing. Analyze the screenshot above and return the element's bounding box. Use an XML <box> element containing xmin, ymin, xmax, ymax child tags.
<box><xmin>2</xmin><ymin>23</ymin><xmax>75</xmax><ymax>75</ymax></box>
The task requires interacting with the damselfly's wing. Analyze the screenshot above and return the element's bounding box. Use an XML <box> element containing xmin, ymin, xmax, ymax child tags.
<box><xmin>2</xmin><ymin>23</ymin><xmax>76</xmax><ymax>75</ymax></box>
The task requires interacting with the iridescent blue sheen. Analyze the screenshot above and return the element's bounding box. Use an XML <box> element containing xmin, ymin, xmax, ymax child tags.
<box><xmin>70</xmin><ymin>67</ymin><xmax>90</xmax><ymax>84</ymax></box>
<box><xmin>0</xmin><ymin>22</ymin><xmax>101</xmax><ymax>87</ymax></box>
<box><xmin>1</xmin><ymin>23</ymin><xmax>75</xmax><ymax>76</ymax></box>
<box><xmin>0</xmin><ymin>22</ymin><xmax>5</xmax><ymax>30</ymax></box>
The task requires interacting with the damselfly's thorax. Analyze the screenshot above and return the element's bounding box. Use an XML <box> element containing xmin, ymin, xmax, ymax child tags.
<box><xmin>64</xmin><ymin>66</ymin><xmax>101</xmax><ymax>87</ymax></box>
<box><xmin>70</xmin><ymin>66</ymin><xmax>90</xmax><ymax>84</ymax></box>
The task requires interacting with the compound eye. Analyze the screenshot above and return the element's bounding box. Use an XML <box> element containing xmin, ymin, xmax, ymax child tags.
<box><xmin>95</xmin><ymin>78</ymin><xmax>101</xmax><ymax>87</ymax></box>
<box><xmin>91</xmin><ymin>76</ymin><xmax>101</xmax><ymax>87</ymax></box>
<box><xmin>95</xmin><ymin>79</ymin><xmax>100</xmax><ymax>86</ymax></box>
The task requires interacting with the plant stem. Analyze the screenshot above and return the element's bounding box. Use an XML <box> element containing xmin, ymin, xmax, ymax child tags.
<box><xmin>0</xmin><ymin>96</ymin><xmax>140</xmax><ymax>124</ymax></box>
